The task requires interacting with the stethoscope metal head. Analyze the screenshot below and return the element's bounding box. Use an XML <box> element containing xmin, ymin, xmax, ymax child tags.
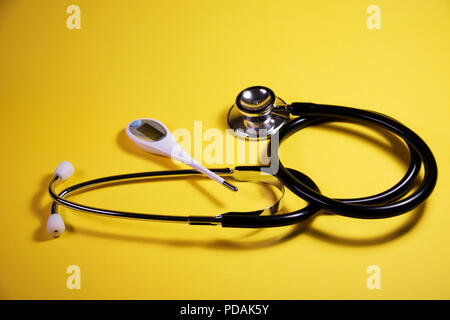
<box><xmin>227</xmin><ymin>86</ymin><xmax>290</xmax><ymax>139</ymax></box>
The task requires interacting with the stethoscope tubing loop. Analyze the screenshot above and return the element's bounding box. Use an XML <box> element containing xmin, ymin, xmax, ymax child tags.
<box><xmin>273</xmin><ymin>103</ymin><xmax>438</xmax><ymax>219</ymax></box>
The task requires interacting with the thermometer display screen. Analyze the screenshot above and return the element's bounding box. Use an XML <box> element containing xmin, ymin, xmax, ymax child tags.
<box><xmin>136</xmin><ymin>122</ymin><xmax>166</xmax><ymax>141</ymax></box>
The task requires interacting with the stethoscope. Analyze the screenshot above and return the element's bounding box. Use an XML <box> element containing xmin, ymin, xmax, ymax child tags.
<box><xmin>46</xmin><ymin>86</ymin><xmax>438</xmax><ymax>238</ymax></box>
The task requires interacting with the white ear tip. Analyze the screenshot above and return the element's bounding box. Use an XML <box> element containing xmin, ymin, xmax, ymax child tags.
<box><xmin>47</xmin><ymin>214</ymin><xmax>66</xmax><ymax>238</ymax></box>
<box><xmin>54</xmin><ymin>161</ymin><xmax>74</xmax><ymax>181</ymax></box>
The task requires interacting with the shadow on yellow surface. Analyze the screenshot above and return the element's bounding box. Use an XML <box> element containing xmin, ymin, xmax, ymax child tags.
<box><xmin>32</xmin><ymin>174</ymin><xmax>56</xmax><ymax>242</ymax></box>
<box><xmin>30</xmin><ymin>205</ymin><xmax>424</xmax><ymax>250</ymax></box>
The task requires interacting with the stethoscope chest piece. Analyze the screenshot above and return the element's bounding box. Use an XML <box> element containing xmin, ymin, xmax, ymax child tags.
<box><xmin>227</xmin><ymin>86</ymin><xmax>290</xmax><ymax>139</ymax></box>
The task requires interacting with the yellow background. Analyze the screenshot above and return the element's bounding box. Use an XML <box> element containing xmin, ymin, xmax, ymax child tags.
<box><xmin>0</xmin><ymin>0</ymin><xmax>449</xmax><ymax>299</ymax></box>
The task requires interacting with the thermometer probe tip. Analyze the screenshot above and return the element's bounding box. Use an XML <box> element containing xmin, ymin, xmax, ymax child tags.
<box><xmin>223</xmin><ymin>181</ymin><xmax>238</xmax><ymax>192</ymax></box>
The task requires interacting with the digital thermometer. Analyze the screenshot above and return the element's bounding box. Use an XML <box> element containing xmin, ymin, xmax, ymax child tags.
<box><xmin>126</xmin><ymin>118</ymin><xmax>238</xmax><ymax>192</ymax></box>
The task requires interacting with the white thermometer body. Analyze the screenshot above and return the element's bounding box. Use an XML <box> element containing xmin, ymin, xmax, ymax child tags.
<box><xmin>126</xmin><ymin>119</ymin><xmax>237</xmax><ymax>191</ymax></box>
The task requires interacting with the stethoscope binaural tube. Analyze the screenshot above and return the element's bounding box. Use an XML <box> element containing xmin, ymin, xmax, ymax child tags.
<box><xmin>47</xmin><ymin>165</ymin><xmax>323</xmax><ymax>237</ymax></box>
<box><xmin>272</xmin><ymin>103</ymin><xmax>437</xmax><ymax>219</ymax></box>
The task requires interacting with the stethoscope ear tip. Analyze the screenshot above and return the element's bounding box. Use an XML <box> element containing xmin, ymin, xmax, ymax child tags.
<box><xmin>54</xmin><ymin>161</ymin><xmax>74</xmax><ymax>181</ymax></box>
<box><xmin>47</xmin><ymin>213</ymin><xmax>65</xmax><ymax>238</ymax></box>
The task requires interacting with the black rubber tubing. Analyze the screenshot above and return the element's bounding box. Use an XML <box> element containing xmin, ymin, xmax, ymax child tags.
<box><xmin>273</xmin><ymin>102</ymin><xmax>437</xmax><ymax>219</ymax></box>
